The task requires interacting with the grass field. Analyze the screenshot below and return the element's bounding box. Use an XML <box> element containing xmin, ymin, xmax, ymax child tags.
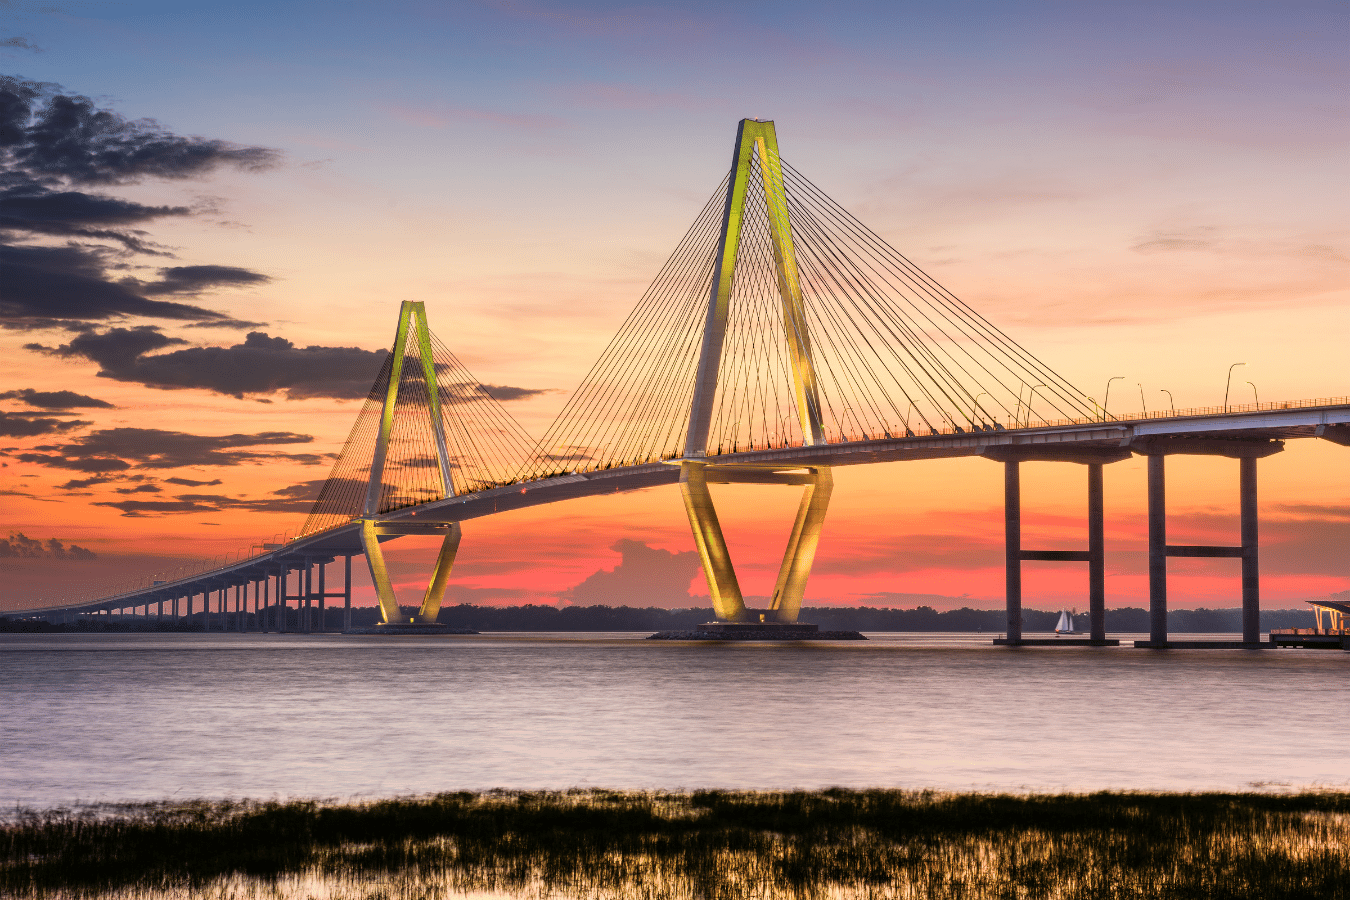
<box><xmin>3</xmin><ymin>789</ymin><xmax>1347</xmax><ymax>899</ymax></box>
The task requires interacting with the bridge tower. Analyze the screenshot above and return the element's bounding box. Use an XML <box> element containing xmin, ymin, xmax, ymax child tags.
<box><xmin>359</xmin><ymin>300</ymin><xmax>463</xmax><ymax>626</ymax></box>
<box><xmin>681</xmin><ymin>119</ymin><xmax>832</xmax><ymax>625</ymax></box>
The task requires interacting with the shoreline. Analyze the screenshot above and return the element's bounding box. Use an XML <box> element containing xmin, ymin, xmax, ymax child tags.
<box><xmin>5</xmin><ymin>789</ymin><xmax>1348</xmax><ymax>899</ymax></box>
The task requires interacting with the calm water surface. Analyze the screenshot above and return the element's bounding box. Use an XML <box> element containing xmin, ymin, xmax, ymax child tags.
<box><xmin>2</xmin><ymin>632</ymin><xmax>1347</xmax><ymax>808</ymax></box>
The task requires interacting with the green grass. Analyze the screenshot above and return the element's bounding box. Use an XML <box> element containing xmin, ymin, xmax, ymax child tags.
<box><xmin>3</xmin><ymin>789</ymin><xmax>1348</xmax><ymax>899</ymax></box>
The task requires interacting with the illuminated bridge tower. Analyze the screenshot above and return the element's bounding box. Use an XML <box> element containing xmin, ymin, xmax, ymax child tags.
<box><xmin>681</xmin><ymin>119</ymin><xmax>832</xmax><ymax>626</ymax></box>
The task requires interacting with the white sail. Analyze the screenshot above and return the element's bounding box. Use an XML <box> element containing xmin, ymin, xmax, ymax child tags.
<box><xmin>1055</xmin><ymin>610</ymin><xmax>1074</xmax><ymax>634</ymax></box>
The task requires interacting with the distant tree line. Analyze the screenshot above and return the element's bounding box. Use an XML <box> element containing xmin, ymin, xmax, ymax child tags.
<box><xmin>0</xmin><ymin>604</ymin><xmax>1318</xmax><ymax>633</ymax></box>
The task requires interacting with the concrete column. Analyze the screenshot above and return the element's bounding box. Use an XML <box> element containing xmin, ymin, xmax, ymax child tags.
<box><xmin>318</xmin><ymin>560</ymin><xmax>326</xmax><ymax>633</ymax></box>
<box><xmin>343</xmin><ymin>555</ymin><xmax>352</xmax><ymax>632</ymax></box>
<box><xmin>302</xmin><ymin>562</ymin><xmax>312</xmax><ymax>634</ymax></box>
<box><xmin>1004</xmin><ymin>460</ymin><xmax>1022</xmax><ymax>643</ymax></box>
<box><xmin>275</xmin><ymin>569</ymin><xmax>286</xmax><ymax>632</ymax></box>
<box><xmin>157</xmin><ymin>600</ymin><xmax>163</xmax><ymax>624</ymax></box>
<box><xmin>1148</xmin><ymin>454</ymin><xmax>1167</xmax><ymax>644</ymax></box>
<box><xmin>1088</xmin><ymin>463</ymin><xmax>1105</xmax><ymax>641</ymax></box>
<box><xmin>1241</xmin><ymin>457</ymin><xmax>1260</xmax><ymax>643</ymax></box>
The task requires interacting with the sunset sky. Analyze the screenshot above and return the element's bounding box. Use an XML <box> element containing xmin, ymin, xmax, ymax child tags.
<box><xmin>2</xmin><ymin>0</ymin><xmax>1346</xmax><ymax>613</ymax></box>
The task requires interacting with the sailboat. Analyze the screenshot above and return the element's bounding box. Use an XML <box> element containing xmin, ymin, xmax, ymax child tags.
<box><xmin>1055</xmin><ymin>610</ymin><xmax>1083</xmax><ymax>635</ymax></box>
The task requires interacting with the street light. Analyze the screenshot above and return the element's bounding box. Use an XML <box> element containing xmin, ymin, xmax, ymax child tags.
<box><xmin>1103</xmin><ymin>376</ymin><xmax>1124</xmax><ymax>420</ymax></box>
<box><xmin>1025</xmin><ymin>384</ymin><xmax>1047</xmax><ymax>427</ymax></box>
<box><xmin>1224</xmin><ymin>362</ymin><xmax>1246</xmax><ymax>411</ymax></box>
<box><xmin>1160</xmin><ymin>389</ymin><xmax>1175</xmax><ymax>414</ymax></box>
<box><xmin>1247</xmin><ymin>381</ymin><xmax>1259</xmax><ymax>406</ymax></box>
<box><xmin>1138</xmin><ymin>383</ymin><xmax>1147</xmax><ymax>415</ymax></box>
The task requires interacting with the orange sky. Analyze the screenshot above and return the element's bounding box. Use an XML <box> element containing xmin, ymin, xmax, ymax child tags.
<box><xmin>3</xmin><ymin>1</ymin><xmax>1347</xmax><ymax>612</ymax></box>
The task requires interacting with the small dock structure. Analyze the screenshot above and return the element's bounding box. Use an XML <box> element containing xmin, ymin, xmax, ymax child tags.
<box><xmin>1269</xmin><ymin>600</ymin><xmax>1349</xmax><ymax>649</ymax></box>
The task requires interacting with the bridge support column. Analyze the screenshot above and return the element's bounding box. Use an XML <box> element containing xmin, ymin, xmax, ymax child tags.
<box><xmin>986</xmin><ymin>446</ymin><xmax>1129</xmax><ymax>646</ymax></box>
<box><xmin>343</xmin><ymin>555</ymin><xmax>352</xmax><ymax>632</ymax></box>
<box><xmin>1088</xmin><ymin>463</ymin><xmax>1106</xmax><ymax>641</ymax></box>
<box><xmin>1132</xmin><ymin>436</ymin><xmax>1281</xmax><ymax>648</ymax></box>
<box><xmin>1241</xmin><ymin>457</ymin><xmax>1260</xmax><ymax>644</ymax></box>
<box><xmin>680</xmin><ymin>462</ymin><xmax>746</xmax><ymax>622</ymax></box>
<box><xmin>274</xmin><ymin>569</ymin><xmax>285</xmax><ymax>632</ymax></box>
<box><xmin>318</xmin><ymin>560</ymin><xmax>327</xmax><ymax>633</ymax></box>
<box><xmin>302</xmin><ymin>562</ymin><xmax>312</xmax><ymax>634</ymax></box>
<box><xmin>359</xmin><ymin>519</ymin><xmax>462</xmax><ymax>625</ymax></box>
<box><xmin>1004</xmin><ymin>460</ymin><xmax>1022</xmax><ymax>643</ymax></box>
<box><xmin>679</xmin><ymin>462</ymin><xmax>831</xmax><ymax>624</ymax></box>
<box><xmin>1148</xmin><ymin>454</ymin><xmax>1167</xmax><ymax>644</ymax></box>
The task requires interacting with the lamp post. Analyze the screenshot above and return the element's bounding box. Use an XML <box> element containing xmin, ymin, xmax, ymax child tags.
<box><xmin>1247</xmin><ymin>381</ymin><xmax>1258</xmax><ymax>406</ymax></box>
<box><xmin>1025</xmin><ymin>384</ymin><xmax>1047</xmax><ymax>427</ymax></box>
<box><xmin>1160</xmin><ymin>389</ymin><xmax>1174</xmax><ymax>414</ymax></box>
<box><xmin>1103</xmin><ymin>376</ymin><xmax>1123</xmax><ymax>420</ymax></box>
<box><xmin>973</xmin><ymin>392</ymin><xmax>990</xmax><ymax>429</ymax></box>
<box><xmin>1138</xmin><ymin>383</ymin><xmax>1147</xmax><ymax>415</ymax></box>
<box><xmin>1224</xmin><ymin>362</ymin><xmax>1246</xmax><ymax>411</ymax></box>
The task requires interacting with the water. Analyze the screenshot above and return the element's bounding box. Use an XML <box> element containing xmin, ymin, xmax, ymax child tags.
<box><xmin>2</xmin><ymin>632</ymin><xmax>1347</xmax><ymax>809</ymax></box>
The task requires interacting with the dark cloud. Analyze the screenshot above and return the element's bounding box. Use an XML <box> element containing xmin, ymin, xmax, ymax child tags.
<box><xmin>1</xmin><ymin>76</ymin><xmax>278</xmax><ymax>184</ymax></box>
<box><xmin>0</xmin><ymin>387</ymin><xmax>114</xmax><ymax>408</ymax></box>
<box><xmin>479</xmin><ymin>383</ymin><xmax>554</xmax><ymax>403</ymax></box>
<box><xmin>113</xmin><ymin>483</ymin><xmax>161</xmax><ymax>494</ymax></box>
<box><xmin>138</xmin><ymin>265</ymin><xmax>269</xmax><ymax>295</ymax></box>
<box><xmin>94</xmin><ymin>479</ymin><xmax>329</xmax><ymax>517</ymax></box>
<box><xmin>1</xmin><ymin>244</ymin><xmax>235</xmax><ymax>327</ymax></box>
<box><xmin>0</xmin><ymin>409</ymin><xmax>89</xmax><ymax>437</ymax></box>
<box><xmin>93</xmin><ymin>497</ymin><xmax>224</xmax><ymax>517</ymax></box>
<box><xmin>32</xmin><ymin>327</ymin><xmax>388</xmax><ymax>400</ymax></box>
<box><xmin>0</xmin><ymin>185</ymin><xmax>187</xmax><ymax>250</ymax></box>
<box><xmin>163</xmin><ymin>476</ymin><xmax>223</xmax><ymax>487</ymax></box>
<box><xmin>15</xmin><ymin>452</ymin><xmax>130</xmax><ymax>472</ymax></box>
<box><xmin>0</xmin><ymin>75</ymin><xmax>278</xmax><ymax>329</ymax></box>
<box><xmin>0</xmin><ymin>532</ymin><xmax>96</xmax><ymax>560</ymax></box>
<box><xmin>0</xmin><ymin>38</ymin><xmax>42</xmax><ymax>52</ymax></box>
<box><xmin>564</xmin><ymin>539</ymin><xmax>701</xmax><ymax>607</ymax></box>
<box><xmin>22</xmin><ymin>426</ymin><xmax>318</xmax><ymax>470</ymax></box>
<box><xmin>56</xmin><ymin>475</ymin><xmax>118</xmax><ymax>489</ymax></box>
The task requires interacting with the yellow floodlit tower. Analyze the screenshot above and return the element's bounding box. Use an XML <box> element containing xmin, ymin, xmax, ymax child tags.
<box><xmin>681</xmin><ymin>119</ymin><xmax>833</xmax><ymax>624</ymax></box>
<box><xmin>358</xmin><ymin>300</ymin><xmax>463</xmax><ymax>625</ymax></box>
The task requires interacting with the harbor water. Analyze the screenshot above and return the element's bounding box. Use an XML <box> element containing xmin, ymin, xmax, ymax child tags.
<box><xmin>2</xmin><ymin>632</ymin><xmax>1348</xmax><ymax>809</ymax></box>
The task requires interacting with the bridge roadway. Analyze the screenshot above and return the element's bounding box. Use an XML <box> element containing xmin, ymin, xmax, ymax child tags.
<box><xmin>18</xmin><ymin>400</ymin><xmax>1350</xmax><ymax>623</ymax></box>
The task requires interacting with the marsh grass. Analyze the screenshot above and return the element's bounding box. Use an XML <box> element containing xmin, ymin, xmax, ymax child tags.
<box><xmin>3</xmin><ymin>790</ymin><xmax>1347</xmax><ymax>899</ymax></box>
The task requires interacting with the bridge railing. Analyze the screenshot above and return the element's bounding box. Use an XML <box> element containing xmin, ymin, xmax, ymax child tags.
<box><xmin>37</xmin><ymin>530</ymin><xmax>298</xmax><ymax>611</ymax></box>
<box><xmin>565</xmin><ymin>396</ymin><xmax>1350</xmax><ymax>465</ymax></box>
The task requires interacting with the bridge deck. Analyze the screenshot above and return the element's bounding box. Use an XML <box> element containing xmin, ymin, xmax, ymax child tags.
<box><xmin>17</xmin><ymin>401</ymin><xmax>1350</xmax><ymax>618</ymax></box>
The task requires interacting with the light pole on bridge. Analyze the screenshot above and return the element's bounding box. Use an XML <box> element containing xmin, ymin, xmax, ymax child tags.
<box><xmin>1103</xmin><ymin>376</ymin><xmax>1124</xmax><ymax>420</ymax></box>
<box><xmin>1160</xmin><ymin>389</ymin><xmax>1174</xmax><ymax>414</ymax></box>
<box><xmin>1224</xmin><ymin>362</ymin><xmax>1246</xmax><ymax>411</ymax></box>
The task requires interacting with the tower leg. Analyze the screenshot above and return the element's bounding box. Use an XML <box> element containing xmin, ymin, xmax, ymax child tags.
<box><xmin>1148</xmin><ymin>454</ymin><xmax>1168</xmax><ymax>645</ymax></box>
<box><xmin>767</xmin><ymin>468</ymin><xmax>832</xmax><ymax>624</ymax></box>
<box><xmin>1004</xmin><ymin>460</ymin><xmax>1022</xmax><ymax>643</ymax></box>
<box><xmin>1240</xmin><ymin>457</ymin><xmax>1260</xmax><ymax>643</ymax></box>
<box><xmin>416</xmin><ymin>523</ymin><xmax>462</xmax><ymax>624</ymax></box>
<box><xmin>1088</xmin><ymin>463</ymin><xmax>1106</xmax><ymax>641</ymax></box>
<box><xmin>680</xmin><ymin>462</ymin><xmax>748</xmax><ymax>622</ymax></box>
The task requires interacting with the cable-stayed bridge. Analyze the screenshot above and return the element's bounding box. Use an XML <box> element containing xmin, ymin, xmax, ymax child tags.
<box><xmin>22</xmin><ymin>119</ymin><xmax>1350</xmax><ymax>647</ymax></box>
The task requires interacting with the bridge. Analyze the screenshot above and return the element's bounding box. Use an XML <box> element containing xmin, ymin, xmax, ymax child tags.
<box><xmin>19</xmin><ymin>119</ymin><xmax>1350</xmax><ymax>647</ymax></box>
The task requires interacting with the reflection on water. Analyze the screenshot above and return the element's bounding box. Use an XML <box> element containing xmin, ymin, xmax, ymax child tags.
<box><xmin>1</xmin><ymin>631</ymin><xmax>1348</xmax><ymax>810</ymax></box>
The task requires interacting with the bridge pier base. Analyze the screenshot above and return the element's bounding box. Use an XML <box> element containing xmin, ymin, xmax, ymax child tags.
<box><xmin>1132</xmin><ymin>437</ymin><xmax>1281</xmax><ymax>649</ymax></box>
<box><xmin>986</xmin><ymin>447</ymin><xmax>1130</xmax><ymax>646</ymax></box>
